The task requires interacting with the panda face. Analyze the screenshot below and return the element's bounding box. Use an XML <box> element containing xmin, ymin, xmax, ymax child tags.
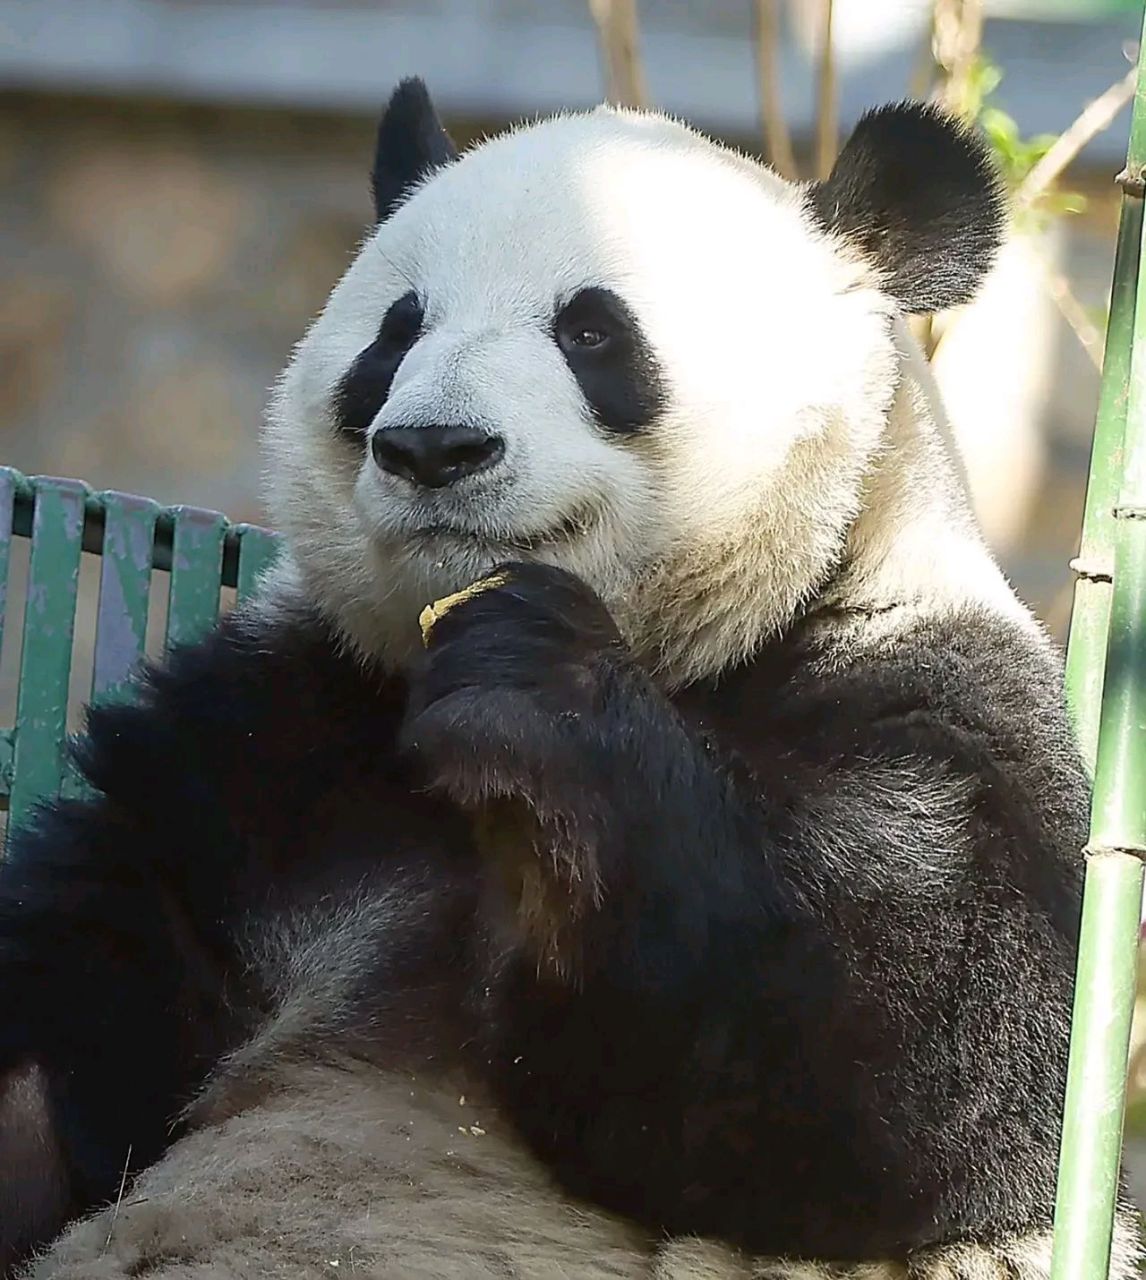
<box><xmin>264</xmin><ymin>81</ymin><xmax>1002</xmax><ymax>679</ymax></box>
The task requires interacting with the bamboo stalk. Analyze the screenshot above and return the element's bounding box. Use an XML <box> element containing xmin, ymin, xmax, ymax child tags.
<box><xmin>588</xmin><ymin>0</ymin><xmax>647</xmax><ymax>109</ymax></box>
<box><xmin>932</xmin><ymin>0</ymin><xmax>984</xmax><ymax>120</ymax></box>
<box><xmin>1050</xmin><ymin>849</ymin><xmax>1144</xmax><ymax>1280</ymax></box>
<box><xmin>1063</xmin><ymin>126</ymin><xmax>1146</xmax><ymax>768</ymax></box>
<box><xmin>909</xmin><ymin>15</ymin><xmax>938</xmax><ymax>103</ymax></box>
<box><xmin>752</xmin><ymin>0</ymin><xmax>798</xmax><ymax>179</ymax></box>
<box><xmin>814</xmin><ymin>0</ymin><xmax>836</xmax><ymax>179</ymax></box>
<box><xmin>1051</xmin><ymin>28</ymin><xmax>1146</xmax><ymax>1280</ymax></box>
<box><xmin>919</xmin><ymin>0</ymin><xmax>985</xmax><ymax>365</ymax></box>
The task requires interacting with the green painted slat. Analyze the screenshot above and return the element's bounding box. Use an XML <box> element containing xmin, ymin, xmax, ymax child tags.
<box><xmin>165</xmin><ymin>506</ymin><xmax>226</xmax><ymax>651</ymax></box>
<box><xmin>234</xmin><ymin>525</ymin><xmax>282</xmax><ymax>602</ymax></box>
<box><xmin>0</xmin><ymin>471</ymin><xmax>281</xmax><ymax>823</ymax></box>
<box><xmin>6</xmin><ymin>467</ymin><xmax>276</xmax><ymax>591</ymax></box>
<box><xmin>0</xmin><ymin>732</ymin><xmax>13</xmax><ymax>802</ymax></box>
<box><xmin>0</xmin><ymin>469</ymin><xmax>21</xmax><ymax>663</ymax></box>
<box><xmin>9</xmin><ymin>478</ymin><xmax>86</xmax><ymax>833</ymax></box>
<box><xmin>92</xmin><ymin>492</ymin><xmax>160</xmax><ymax>703</ymax></box>
<box><xmin>58</xmin><ymin>758</ymin><xmax>91</xmax><ymax>804</ymax></box>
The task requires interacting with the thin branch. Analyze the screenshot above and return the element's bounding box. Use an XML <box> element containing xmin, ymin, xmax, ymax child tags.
<box><xmin>908</xmin><ymin>313</ymin><xmax>939</xmax><ymax>361</ymax></box>
<box><xmin>932</xmin><ymin>0</ymin><xmax>984</xmax><ymax>120</ymax></box>
<box><xmin>752</xmin><ymin>0</ymin><xmax>798</xmax><ymax>179</ymax></box>
<box><xmin>909</xmin><ymin>17</ymin><xmax>938</xmax><ymax>102</ymax></box>
<box><xmin>915</xmin><ymin>0</ymin><xmax>983</xmax><ymax>366</ymax></box>
<box><xmin>1039</xmin><ymin>259</ymin><xmax>1106</xmax><ymax>371</ymax></box>
<box><xmin>588</xmin><ymin>0</ymin><xmax>648</xmax><ymax>109</ymax></box>
<box><xmin>814</xmin><ymin>0</ymin><xmax>837</xmax><ymax>179</ymax></box>
<box><xmin>1015</xmin><ymin>66</ymin><xmax>1136</xmax><ymax>210</ymax></box>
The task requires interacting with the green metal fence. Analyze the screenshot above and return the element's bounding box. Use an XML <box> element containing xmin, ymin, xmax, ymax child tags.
<box><xmin>0</xmin><ymin>468</ymin><xmax>280</xmax><ymax>834</ymax></box>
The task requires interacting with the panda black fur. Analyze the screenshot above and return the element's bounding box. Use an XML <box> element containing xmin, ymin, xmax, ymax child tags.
<box><xmin>1</xmin><ymin>79</ymin><xmax>1140</xmax><ymax>1280</ymax></box>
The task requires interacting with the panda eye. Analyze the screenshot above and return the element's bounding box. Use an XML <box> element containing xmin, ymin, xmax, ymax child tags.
<box><xmin>551</xmin><ymin>286</ymin><xmax>666</xmax><ymax>436</ymax></box>
<box><xmin>554</xmin><ymin>292</ymin><xmax>621</xmax><ymax>358</ymax></box>
<box><xmin>569</xmin><ymin>327</ymin><xmax>609</xmax><ymax>350</ymax></box>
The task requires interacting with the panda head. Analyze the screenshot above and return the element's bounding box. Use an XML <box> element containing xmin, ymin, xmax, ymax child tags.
<box><xmin>264</xmin><ymin>78</ymin><xmax>1008</xmax><ymax>685</ymax></box>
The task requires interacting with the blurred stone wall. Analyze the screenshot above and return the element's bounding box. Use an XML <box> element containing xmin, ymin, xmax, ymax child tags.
<box><xmin>0</xmin><ymin>91</ymin><xmax>389</xmax><ymax>519</ymax></box>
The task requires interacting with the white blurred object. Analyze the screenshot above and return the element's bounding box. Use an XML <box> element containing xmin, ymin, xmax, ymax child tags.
<box><xmin>929</xmin><ymin>228</ymin><xmax>1061</xmax><ymax>555</ymax></box>
<box><xmin>784</xmin><ymin>0</ymin><xmax>932</xmax><ymax>65</ymax></box>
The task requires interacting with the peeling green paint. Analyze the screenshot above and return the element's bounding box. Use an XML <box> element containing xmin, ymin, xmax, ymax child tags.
<box><xmin>0</xmin><ymin>467</ymin><xmax>282</xmax><ymax>844</ymax></box>
<box><xmin>10</xmin><ymin>479</ymin><xmax>85</xmax><ymax>832</ymax></box>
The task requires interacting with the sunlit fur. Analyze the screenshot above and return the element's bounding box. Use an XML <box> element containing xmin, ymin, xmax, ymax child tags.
<box><xmin>22</xmin><ymin>1055</ymin><xmax>1144</xmax><ymax>1280</ymax></box>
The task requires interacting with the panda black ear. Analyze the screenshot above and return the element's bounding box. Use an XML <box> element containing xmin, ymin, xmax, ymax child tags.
<box><xmin>806</xmin><ymin>101</ymin><xmax>1006</xmax><ymax>314</ymax></box>
<box><xmin>372</xmin><ymin>77</ymin><xmax>459</xmax><ymax>223</ymax></box>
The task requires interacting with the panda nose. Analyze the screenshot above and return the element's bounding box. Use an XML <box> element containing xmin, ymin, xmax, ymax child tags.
<box><xmin>370</xmin><ymin>425</ymin><xmax>506</xmax><ymax>489</ymax></box>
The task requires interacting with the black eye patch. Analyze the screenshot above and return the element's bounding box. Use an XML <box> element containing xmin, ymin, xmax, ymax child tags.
<box><xmin>552</xmin><ymin>287</ymin><xmax>666</xmax><ymax>435</ymax></box>
<box><xmin>332</xmin><ymin>290</ymin><xmax>425</xmax><ymax>443</ymax></box>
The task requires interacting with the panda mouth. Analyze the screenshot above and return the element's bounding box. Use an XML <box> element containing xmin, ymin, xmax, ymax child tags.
<box><xmin>406</xmin><ymin>505</ymin><xmax>597</xmax><ymax>554</ymax></box>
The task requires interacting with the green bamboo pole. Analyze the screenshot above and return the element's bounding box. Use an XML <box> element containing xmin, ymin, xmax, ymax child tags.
<box><xmin>1063</xmin><ymin>15</ymin><xmax>1146</xmax><ymax>777</ymax></box>
<box><xmin>1051</xmin><ymin>32</ymin><xmax>1146</xmax><ymax>1278</ymax></box>
<box><xmin>1063</xmin><ymin>179</ymin><xmax>1141</xmax><ymax>776</ymax></box>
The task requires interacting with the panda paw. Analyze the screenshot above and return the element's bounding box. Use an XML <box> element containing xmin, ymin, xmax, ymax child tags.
<box><xmin>400</xmin><ymin>561</ymin><xmax>624</xmax><ymax>811</ymax></box>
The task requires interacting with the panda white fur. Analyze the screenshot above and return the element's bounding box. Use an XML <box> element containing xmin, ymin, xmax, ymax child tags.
<box><xmin>0</xmin><ymin>79</ymin><xmax>1140</xmax><ymax>1280</ymax></box>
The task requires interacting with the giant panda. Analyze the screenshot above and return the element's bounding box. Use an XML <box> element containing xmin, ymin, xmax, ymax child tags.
<box><xmin>0</xmin><ymin>77</ymin><xmax>1139</xmax><ymax>1280</ymax></box>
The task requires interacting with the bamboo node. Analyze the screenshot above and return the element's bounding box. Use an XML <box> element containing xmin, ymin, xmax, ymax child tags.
<box><xmin>1083</xmin><ymin>841</ymin><xmax>1146</xmax><ymax>862</ymax></box>
<box><xmin>1068</xmin><ymin>555</ymin><xmax>1114</xmax><ymax>583</ymax></box>
<box><xmin>1115</xmin><ymin>165</ymin><xmax>1146</xmax><ymax>197</ymax></box>
<box><xmin>1113</xmin><ymin>503</ymin><xmax>1146</xmax><ymax>521</ymax></box>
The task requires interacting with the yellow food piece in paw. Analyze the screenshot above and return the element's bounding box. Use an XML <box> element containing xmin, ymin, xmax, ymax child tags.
<box><xmin>418</xmin><ymin>572</ymin><xmax>510</xmax><ymax>646</ymax></box>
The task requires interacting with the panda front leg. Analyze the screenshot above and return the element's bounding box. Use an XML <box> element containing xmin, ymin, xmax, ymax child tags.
<box><xmin>401</xmin><ymin>560</ymin><xmax>764</xmax><ymax>980</ymax></box>
<box><xmin>401</xmin><ymin>561</ymin><xmax>800</xmax><ymax>1212</ymax></box>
